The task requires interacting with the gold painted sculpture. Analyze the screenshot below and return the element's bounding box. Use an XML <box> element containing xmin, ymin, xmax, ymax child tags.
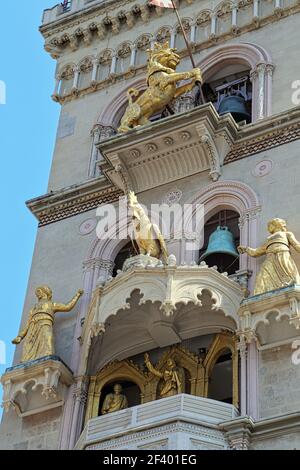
<box><xmin>12</xmin><ymin>286</ymin><xmax>83</xmax><ymax>363</ymax></box>
<box><xmin>118</xmin><ymin>41</ymin><xmax>202</xmax><ymax>133</ymax></box>
<box><xmin>128</xmin><ymin>191</ymin><xmax>168</xmax><ymax>262</ymax></box>
<box><xmin>144</xmin><ymin>353</ymin><xmax>184</xmax><ymax>398</ymax></box>
<box><xmin>238</xmin><ymin>218</ymin><xmax>300</xmax><ymax>295</ymax></box>
<box><xmin>101</xmin><ymin>384</ymin><xmax>128</xmax><ymax>415</ymax></box>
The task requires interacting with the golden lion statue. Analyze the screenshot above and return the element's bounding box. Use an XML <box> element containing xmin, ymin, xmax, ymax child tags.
<box><xmin>118</xmin><ymin>42</ymin><xmax>202</xmax><ymax>133</ymax></box>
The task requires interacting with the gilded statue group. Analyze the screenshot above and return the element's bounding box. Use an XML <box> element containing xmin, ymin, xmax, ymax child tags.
<box><xmin>100</xmin><ymin>354</ymin><xmax>184</xmax><ymax>415</ymax></box>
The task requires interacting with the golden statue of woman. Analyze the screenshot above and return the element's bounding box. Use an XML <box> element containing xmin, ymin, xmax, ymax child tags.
<box><xmin>101</xmin><ymin>384</ymin><xmax>128</xmax><ymax>415</ymax></box>
<box><xmin>238</xmin><ymin>218</ymin><xmax>300</xmax><ymax>295</ymax></box>
<box><xmin>144</xmin><ymin>353</ymin><xmax>184</xmax><ymax>398</ymax></box>
<box><xmin>12</xmin><ymin>286</ymin><xmax>83</xmax><ymax>363</ymax></box>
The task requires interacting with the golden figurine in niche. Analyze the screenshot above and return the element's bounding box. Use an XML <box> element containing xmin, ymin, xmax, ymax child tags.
<box><xmin>118</xmin><ymin>41</ymin><xmax>202</xmax><ymax>133</ymax></box>
<box><xmin>128</xmin><ymin>191</ymin><xmax>168</xmax><ymax>262</ymax></box>
<box><xmin>144</xmin><ymin>353</ymin><xmax>184</xmax><ymax>398</ymax></box>
<box><xmin>101</xmin><ymin>384</ymin><xmax>128</xmax><ymax>415</ymax></box>
<box><xmin>12</xmin><ymin>286</ymin><xmax>83</xmax><ymax>363</ymax></box>
<box><xmin>238</xmin><ymin>218</ymin><xmax>300</xmax><ymax>295</ymax></box>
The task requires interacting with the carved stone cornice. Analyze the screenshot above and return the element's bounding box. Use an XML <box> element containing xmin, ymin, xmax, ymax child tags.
<box><xmin>26</xmin><ymin>178</ymin><xmax>122</xmax><ymax>227</ymax></box>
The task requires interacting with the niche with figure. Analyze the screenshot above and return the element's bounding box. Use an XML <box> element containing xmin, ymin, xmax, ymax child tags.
<box><xmin>98</xmin><ymin>380</ymin><xmax>141</xmax><ymax>416</ymax></box>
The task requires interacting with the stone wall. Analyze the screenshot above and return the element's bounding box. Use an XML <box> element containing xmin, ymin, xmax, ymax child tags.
<box><xmin>258</xmin><ymin>344</ymin><xmax>300</xmax><ymax>418</ymax></box>
<box><xmin>0</xmin><ymin>408</ymin><xmax>62</xmax><ymax>450</ymax></box>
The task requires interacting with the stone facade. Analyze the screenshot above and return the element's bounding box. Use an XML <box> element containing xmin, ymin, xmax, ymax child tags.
<box><xmin>1</xmin><ymin>0</ymin><xmax>300</xmax><ymax>450</ymax></box>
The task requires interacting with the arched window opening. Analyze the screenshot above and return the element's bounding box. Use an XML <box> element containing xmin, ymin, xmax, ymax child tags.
<box><xmin>113</xmin><ymin>241</ymin><xmax>136</xmax><ymax>277</ymax></box>
<box><xmin>98</xmin><ymin>381</ymin><xmax>141</xmax><ymax>416</ymax></box>
<box><xmin>116</xmin><ymin>44</ymin><xmax>132</xmax><ymax>75</ymax></box>
<box><xmin>175</xmin><ymin>20</ymin><xmax>191</xmax><ymax>51</ymax></box>
<box><xmin>215</xmin><ymin>2</ymin><xmax>233</xmax><ymax>36</ymax></box>
<box><xmin>203</xmin><ymin>63</ymin><xmax>252</xmax><ymax>124</ymax></box>
<box><xmin>199</xmin><ymin>209</ymin><xmax>240</xmax><ymax>275</ymax></box>
<box><xmin>136</xmin><ymin>35</ymin><xmax>151</xmax><ymax>67</ymax></box>
<box><xmin>97</xmin><ymin>50</ymin><xmax>112</xmax><ymax>82</ymax></box>
<box><xmin>59</xmin><ymin>65</ymin><xmax>74</xmax><ymax>96</ymax></box>
<box><xmin>208</xmin><ymin>348</ymin><xmax>233</xmax><ymax>404</ymax></box>
<box><xmin>195</xmin><ymin>12</ymin><xmax>211</xmax><ymax>44</ymax></box>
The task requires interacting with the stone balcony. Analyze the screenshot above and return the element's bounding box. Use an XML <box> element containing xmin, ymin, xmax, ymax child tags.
<box><xmin>75</xmin><ymin>394</ymin><xmax>239</xmax><ymax>450</ymax></box>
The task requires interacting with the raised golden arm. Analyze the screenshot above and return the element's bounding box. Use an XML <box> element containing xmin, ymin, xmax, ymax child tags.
<box><xmin>53</xmin><ymin>289</ymin><xmax>84</xmax><ymax>313</ymax></box>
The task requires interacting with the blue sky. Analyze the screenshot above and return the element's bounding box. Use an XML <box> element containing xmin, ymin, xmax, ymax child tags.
<box><xmin>0</xmin><ymin>1</ymin><xmax>59</xmax><ymax>409</ymax></box>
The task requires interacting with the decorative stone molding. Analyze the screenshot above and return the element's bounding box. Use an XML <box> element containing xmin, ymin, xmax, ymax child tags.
<box><xmin>1</xmin><ymin>356</ymin><xmax>73</xmax><ymax>417</ymax></box>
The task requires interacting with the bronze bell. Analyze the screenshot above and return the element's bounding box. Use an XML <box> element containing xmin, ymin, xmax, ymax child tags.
<box><xmin>218</xmin><ymin>94</ymin><xmax>251</xmax><ymax>124</ymax></box>
<box><xmin>200</xmin><ymin>226</ymin><xmax>239</xmax><ymax>272</ymax></box>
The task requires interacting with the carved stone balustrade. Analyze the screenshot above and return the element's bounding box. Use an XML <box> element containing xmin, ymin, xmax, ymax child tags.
<box><xmin>1</xmin><ymin>356</ymin><xmax>74</xmax><ymax>417</ymax></box>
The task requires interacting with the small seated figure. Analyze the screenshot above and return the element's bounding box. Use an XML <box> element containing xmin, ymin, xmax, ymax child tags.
<box><xmin>101</xmin><ymin>384</ymin><xmax>128</xmax><ymax>415</ymax></box>
<box><xmin>238</xmin><ymin>218</ymin><xmax>300</xmax><ymax>295</ymax></box>
<box><xmin>144</xmin><ymin>353</ymin><xmax>184</xmax><ymax>398</ymax></box>
<box><xmin>12</xmin><ymin>286</ymin><xmax>83</xmax><ymax>363</ymax></box>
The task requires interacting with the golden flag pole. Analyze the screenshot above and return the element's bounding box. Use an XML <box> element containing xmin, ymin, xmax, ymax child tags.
<box><xmin>170</xmin><ymin>0</ymin><xmax>206</xmax><ymax>104</ymax></box>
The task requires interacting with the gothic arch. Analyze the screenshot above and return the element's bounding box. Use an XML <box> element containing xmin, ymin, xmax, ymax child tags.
<box><xmin>96</xmin><ymin>78</ymin><xmax>147</xmax><ymax>129</ymax></box>
<box><xmin>182</xmin><ymin>180</ymin><xmax>261</xmax><ymax>275</ymax></box>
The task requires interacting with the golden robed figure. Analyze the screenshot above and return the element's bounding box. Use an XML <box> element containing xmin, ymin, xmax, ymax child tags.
<box><xmin>128</xmin><ymin>191</ymin><xmax>168</xmax><ymax>262</ymax></box>
<box><xmin>238</xmin><ymin>218</ymin><xmax>300</xmax><ymax>295</ymax></box>
<box><xmin>118</xmin><ymin>41</ymin><xmax>202</xmax><ymax>133</ymax></box>
<box><xmin>12</xmin><ymin>286</ymin><xmax>83</xmax><ymax>363</ymax></box>
<box><xmin>101</xmin><ymin>384</ymin><xmax>128</xmax><ymax>415</ymax></box>
<box><xmin>144</xmin><ymin>353</ymin><xmax>184</xmax><ymax>398</ymax></box>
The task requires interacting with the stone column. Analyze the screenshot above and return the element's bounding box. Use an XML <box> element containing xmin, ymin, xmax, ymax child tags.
<box><xmin>190</xmin><ymin>24</ymin><xmax>196</xmax><ymax>44</ymax></box>
<box><xmin>72</xmin><ymin>65</ymin><xmax>80</xmax><ymax>92</ymax></box>
<box><xmin>170</xmin><ymin>31</ymin><xmax>176</xmax><ymax>48</ymax></box>
<box><xmin>257</xmin><ymin>63</ymin><xmax>266</xmax><ymax>120</ymax></box>
<box><xmin>247</xmin><ymin>339</ymin><xmax>259</xmax><ymax>419</ymax></box>
<box><xmin>253</xmin><ymin>0</ymin><xmax>259</xmax><ymax>20</ymax></box>
<box><xmin>130</xmin><ymin>46</ymin><xmax>137</xmax><ymax>68</ymax></box>
<box><xmin>237</xmin><ymin>337</ymin><xmax>248</xmax><ymax>416</ymax></box>
<box><xmin>231</xmin><ymin>3</ymin><xmax>238</xmax><ymax>31</ymax></box>
<box><xmin>51</xmin><ymin>76</ymin><xmax>61</xmax><ymax>102</ymax></box>
<box><xmin>89</xmin><ymin>126</ymin><xmax>102</xmax><ymax>177</ymax></box>
<box><xmin>68</xmin><ymin>377</ymin><xmax>89</xmax><ymax>449</ymax></box>
<box><xmin>110</xmin><ymin>54</ymin><xmax>117</xmax><ymax>75</ymax></box>
<box><xmin>210</xmin><ymin>14</ymin><xmax>217</xmax><ymax>38</ymax></box>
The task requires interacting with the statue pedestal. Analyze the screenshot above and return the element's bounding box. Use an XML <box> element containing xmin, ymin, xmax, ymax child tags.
<box><xmin>1</xmin><ymin>356</ymin><xmax>74</xmax><ymax>417</ymax></box>
<box><xmin>122</xmin><ymin>254</ymin><xmax>163</xmax><ymax>272</ymax></box>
